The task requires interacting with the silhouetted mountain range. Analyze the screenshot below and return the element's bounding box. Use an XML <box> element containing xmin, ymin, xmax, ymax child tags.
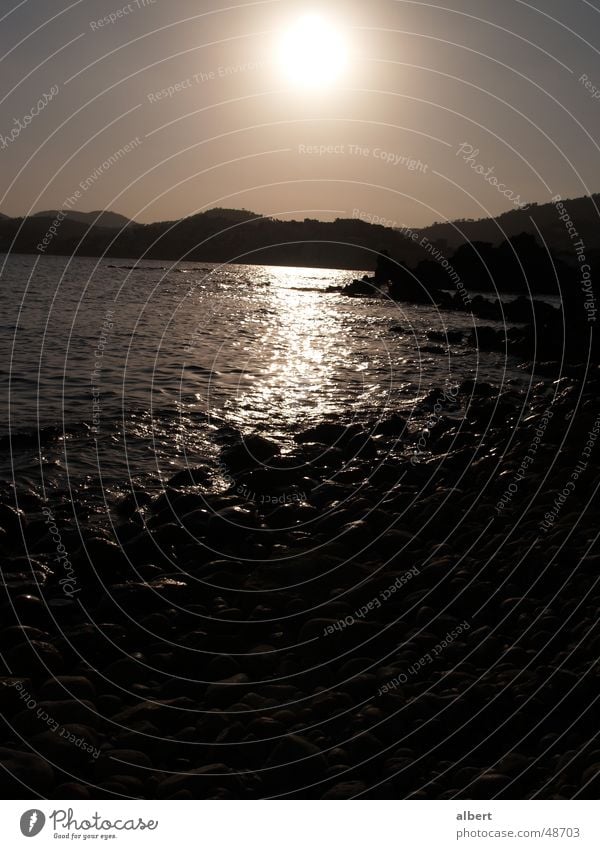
<box><xmin>1</xmin><ymin>195</ymin><xmax>599</xmax><ymax>294</ymax></box>
<box><xmin>31</xmin><ymin>210</ymin><xmax>134</xmax><ymax>229</ymax></box>
<box><xmin>418</xmin><ymin>193</ymin><xmax>600</xmax><ymax>253</ymax></box>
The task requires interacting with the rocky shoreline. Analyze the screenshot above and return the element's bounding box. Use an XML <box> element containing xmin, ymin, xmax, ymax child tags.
<box><xmin>336</xmin><ymin>277</ymin><xmax>598</xmax><ymax>367</ymax></box>
<box><xmin>1</xmin><ymin>368</ymin><xmax>599</xmax><ymax>799</ymax></box>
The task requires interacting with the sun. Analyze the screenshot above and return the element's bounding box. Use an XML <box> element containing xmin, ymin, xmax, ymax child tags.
<box><xmin>277</xmin><ymin>13</ymin><xmax>349</xmax><ymax>89</ymax></box>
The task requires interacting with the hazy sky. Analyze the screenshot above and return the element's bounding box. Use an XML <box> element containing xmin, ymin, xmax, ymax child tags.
<box><xmin>1</xmin><ymin>0</ymin><xmax>600</xmax><ymax>227</ymax></box>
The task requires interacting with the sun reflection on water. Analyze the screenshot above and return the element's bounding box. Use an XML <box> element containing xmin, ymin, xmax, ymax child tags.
<box><xmin>233</xmin><ymin>269</ymin><xmax>343</xmax><ymax>429</ymax></box>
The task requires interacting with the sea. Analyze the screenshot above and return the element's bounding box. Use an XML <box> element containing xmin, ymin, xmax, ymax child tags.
<box><xmin>0</xmin><ymin>254</ymin><xmax>529</xmax><ymax>499</ymax></box>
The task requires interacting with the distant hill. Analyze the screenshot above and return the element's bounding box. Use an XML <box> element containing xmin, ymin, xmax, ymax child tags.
<box><xmin>31</xmin><ymin>210</ymin><xmax>134</xmax><ymax>229</ymax></box>
<box><xmin>416</xmin><ymin>193</ymin><xmax>600</xmax><ymax>254</ymax></box>
<box><xmin>191</xmin><ymin>207</ymin><xmax>261</xmax><ymax>223</ymax></box>
<box><xmin>1</xmin><ymin>196</ymin><xmax>599</xmax><ymax>293</ymax></box>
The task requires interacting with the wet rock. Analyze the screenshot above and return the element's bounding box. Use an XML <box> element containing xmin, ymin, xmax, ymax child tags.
<box><xmin>459</xmin><ymin>379</ymin><xmax>495</xmax><ymax>397</ymax></box>
<box><xmin>39</xmin><ymin>676</ymin><xmax>96</xmax><ymax>702</ymax></box>
<box><xmin>468</xmin><ymin>772</ymin><xmax>512</xmax><ymax>798</ymax></box>
<box><xmin>115</xmin><ymin>489</ymin><xmax>152</xmax><ymax>518</ymax></box>
<box><xmin>264</xmin><ymin>735</ymin><xmax>327</xmax><ymax>789</ymax></box>
<box><xmin>0</xmin><ymin>747</ymin><xmax>56</xmax><ymax>795</ymax></box>
<box><xmin>295</xmin><ymin>422</ymin><xmax>361</xmax><ymax>447</ymax></box>
<box><xmin>156</xmin><ymin>763</ymin><xmax>247</xmax><ymax>799</ymax></box>
<box><xmin>205</xmin><ymin>674</ymin><xmax>250</xmax><ymax>708</ymax></box>
<box><xmin>206</xmin><ymin>654</ymin><xmax>240</xmax><ymax>679</ymax></box>
<box><xmin>74</xmin><ymin>536</ymin><xmax>129</xmax><ymax>575</ymax></box>
<box><xmin>30</xmin><ymin>725</ymin><xmax>99</xmax><ymax>768</ymax></box>
<box><xmin>373</xmin><ymin>413</ymin><xmax>408</xmax><ymax>436</ymax></box>
<box><xmin>0</xmin><ymin>676</ymin><xmax>32</xmax><ymax>713</ymax></box>
<box><xmin>94</xmin><ymin>749</ymin><xmax>153</xmax><ymax>780</ymax></box>
<box><xmin>205</xmin><ymin>507</ymin><xmax>258</xmax><ymax>548</ymax></box>
<box><xmin>167</xmin><ymin>467</ymin><xmax>211</xmax><ymax>488</ymax></box>
<box><xmin>1</xmin><ymin>625</ymin><xmax>48</xmax><ymax>649</ymax></box>
<box><xmin>13</xmin><ymin>699</ymin><xmax>97</xmax><ymax>735</ymax></box>
<box><xmin>4</xmin><ymin>640</ymin><xmax>64</xmax><ymax>677</ymax></box>
<box><xmin>9</xmin><ymin>595</ymin><xmax>50</xmax><ymax>628</ymax></box>
<box><xmin>52</xmin><ymin>782</ymin><xmax>92</xmax><ymax>799</ymax></box>
<box><xmin>0</xmin><ymin>504</ymin><xmax>26</xmax><ymax>537</ymax></box>
<box><xmin>112</xmin><ymin>698</ymin><xmax>196</xmax><ymax>733</ymax></box>
<box><xmin>104</xmin><ymin>656</ymin><xmax>147</xmax><ymax>686</ymax></box>
<box><xmin>221</xmin><ymin>435</ymin><xmax>280</xmax><ymax>473</ymax></box>
<box><xmin>322</xmin><ymin>781</ymin><xmax>367</xmax><ymax>798</ymax></box>
<box><xmin>343</xmin><ymin>433</ymin><xmax>377</xmax><ymax>460</ymax></box>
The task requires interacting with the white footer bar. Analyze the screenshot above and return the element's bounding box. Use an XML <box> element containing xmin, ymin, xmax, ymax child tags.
<box><xmin>1</xmin><ymin>800</ymin><xmax>597</xmax><ymax>848</ymax></box>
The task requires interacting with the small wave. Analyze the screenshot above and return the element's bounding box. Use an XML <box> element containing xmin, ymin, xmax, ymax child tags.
<box><xmin>173</xmin><ymin>267</ymin><xmax>213</xmax><ymax>274</ymax></box>
<box><xmin>106</xmin><ymin>265</ymin><xmax>168</xmax><ymax>271</ymax></box>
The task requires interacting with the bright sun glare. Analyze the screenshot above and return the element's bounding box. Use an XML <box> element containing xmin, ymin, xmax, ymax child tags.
<box><xmin>277</xmin><ymin>14</ymin><xmax>349</xmax><ymax>89</ymax></box>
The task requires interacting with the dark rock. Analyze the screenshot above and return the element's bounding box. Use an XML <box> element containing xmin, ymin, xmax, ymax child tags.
<box><xmin>0</xmin><ymin>504</ymin><xmax>26</xmax><ymax>537</ymax></box>
<box><xmin>0</xmin><ymin>747</ymin><xmax>56</xmax><ymax>795</ymax></box>
<box><xmin>459</xmin><ymin>379</ymin><xmax>496</xmax><ymax>397</ymax></box>
<box><xmin>373</xmin><ymin>414</ymin><xmax>408</xmax><ymax>436</ymax></box>
<box><xmin>205</xmin><ymin>674</ymin><xmax>250</xmax><ymax>707</ymax></box>
<box><xmin>322</xmin><ymin>781</ymin><xmax>367</xmax><ymax>798</ymax></box>
<box><xmin>295</xmin><ymin>422</ymin><xmax>361</xmax><ymax>447</ymax></box>
<box><xmin>52</xmin><ymin>782</ymin><xmax>91</xmax><ymax>799</ymax></box>
<box><xmin>29</xmin><ymin>725</ymin><xmax>99</xmax><ymax>768</ymax></box>
<box><xmin>167</xmin><ymin>467</ymin><xmax>211</xmax><ymax>488</ymax></box>
<box><xmin>221</xmin><ymin>435</ymin><xmax>280</xmax><ymax>474</ymax></box>
<box><xmin>265</xmin><ymin>735</ymin><xmax>327</xmax><ymax>787</ymax></box>
<box><xmin>94</xmin><ymin>749</ymin><xmax>153</xmax><ymax>780</ymax></box>
<box><xmin>4</xmin><ymin>640</ymin><xmax>64</xmax><ymax>677</ymax></box>
<box><xmin>156</xmin><ymin>763</ymin><xmax>247</xmax><ymax>799</ymax></box>
<box><xmin>39</xmin><ymin>676</ymin><xmax>96</xmax><ymax>701</ymax></box>
<box><xmin>9</xmin><ymin>595</ymin><xmax>50</xmax><ymax>627</ymax></box>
